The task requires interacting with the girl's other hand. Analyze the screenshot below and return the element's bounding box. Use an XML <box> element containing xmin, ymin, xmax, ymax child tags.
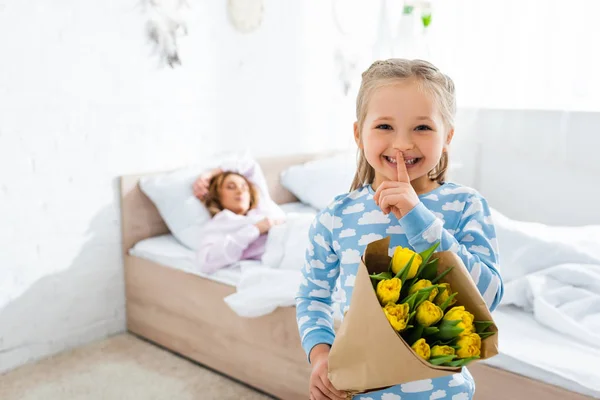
<box><xmin>309</xmin><ymin>346</ymin><xmax>347</xmax><ymax>400</ymax></box>
<box><xmin>373</xmin><ymin>150</ymin><xmax>420</xmax><ymax>219</ymax></box>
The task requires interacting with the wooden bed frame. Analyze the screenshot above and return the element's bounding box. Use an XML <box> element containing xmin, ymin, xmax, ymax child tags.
<box><xmin>120</xmin><ymin>153</ymin><xmax>595</xmax><ymax>400</ymax></box>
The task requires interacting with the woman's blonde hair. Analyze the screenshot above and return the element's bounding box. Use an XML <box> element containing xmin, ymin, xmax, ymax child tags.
<box><xmin>204</xmin><ymin>171</ymin><xmax>260</xmax><ymax>217</ymax></box>
<box><xmin>350</xmin><ymin>59</ymin><xmax>456</xmax><ymax>191</ymax></box>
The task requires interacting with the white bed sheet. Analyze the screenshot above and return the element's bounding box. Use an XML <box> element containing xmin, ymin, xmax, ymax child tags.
<box><xmin>128</xmin><ymin>233</ymin><xmax>257</xmax><ymax>287</ymax></box>
<box><xmin>482</xmin><ymin>305</ymin><xmax>600</xmax><ymax>398</ymax></box>
<box><xmin>128</xmin><ymin>202</ymin><xmax>319</xmax><ymax>287</ymax></box>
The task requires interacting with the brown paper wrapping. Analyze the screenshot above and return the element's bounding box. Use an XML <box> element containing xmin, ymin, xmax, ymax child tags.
<box><xmin>328</xmin><ymin>237</ymin><xmax>498</xmax><ymax>393</ymax></box>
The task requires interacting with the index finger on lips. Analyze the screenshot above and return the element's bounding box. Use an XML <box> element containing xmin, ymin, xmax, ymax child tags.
<box><xmin>396</xmin><ymin>150</ymin><xmax>410</xmax><ymax>183</ymax></box>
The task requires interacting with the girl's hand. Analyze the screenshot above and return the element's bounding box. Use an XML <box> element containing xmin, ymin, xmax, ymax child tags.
<box><xmin>309</xmin><ymin>348</ymin><xmax>347</xmax><ymax>400</ymax></box>
<box><xmin>373</xmin><ymin>150</ymin><xmax>420</xmax><ymax>219</ymax></box>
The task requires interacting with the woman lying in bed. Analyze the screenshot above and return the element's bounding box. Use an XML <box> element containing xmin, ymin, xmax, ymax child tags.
<box><xmin>192</xmin><ymin>157</ymin><xmax>285</xmax><ymax>274</ymax></box>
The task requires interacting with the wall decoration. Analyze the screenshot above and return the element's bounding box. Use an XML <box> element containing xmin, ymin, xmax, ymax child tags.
<box><xmin>143</xmin><ymin>0</ymin><xmax>189</xmax><ymax>67</ymax></box>
<box><xmin>227</xmin><ymin>0</ymin><xmax>264</xmax><ymax>34</ymax></box>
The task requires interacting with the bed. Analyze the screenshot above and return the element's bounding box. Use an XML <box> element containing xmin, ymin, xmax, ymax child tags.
<box><xmin>120</xmin><ymin>152</ymin><xmax>598</xmax><ymax>400</ymax></box>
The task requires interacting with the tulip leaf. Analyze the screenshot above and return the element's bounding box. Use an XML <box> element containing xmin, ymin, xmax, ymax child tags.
<box><xmin>420</xmin><ymin>261</ymin><xmax>439</xmax><ymax>281</ymax></box>
<box><xmin>407</xmin><ymin>310</ymin><xmax>417</xmax><ymax>324</ymax></box>
<box><xmin>406</xmin><ymin>324</ymin><xmax>425</xmax><ymax>346</ymax></box>
<box><xmin>474</xmin><ymin>321</ymin><xmax>494</xmax><ymax>333</ymax></box>
<box><xmin>436</xmin><ymin>285</ymin><xmax>447</xmax><ymax>296</ymax></box>
<box><xmin>479</xmin><ymin>331</ymin><xmax>496</xmax><ymax>340</ymax></box>
<box><xmin>419</xmin><ymin>241</ymin><xmax>440</xmax><ymax>266</ymax></box>
<box><xmin>395</xmin><ymin>253</ymin><xmax>416</xmax><ymax>281</ymax></box>
<box><xmin>431</xmin><ymin>266</ymin><xmax>454</xmax><ymax>284</ymax></box>
<box><xmin>401</xmin><ymin>292</ymin><xmax>418</xmax><ymax>311</ymax></box>
<box><xmin>414</xmin><ymin>257</ymin><xmax>438</xmax><ymax>282</ymax></box>
<box><xmin>435</xmin><ymin>319</ymin><xmax>464</xmax><ymax>341</ymax></box>
<box><xmin>445</xmin><ymin>356</ymin><xmax>480</xmax><ymax>368</ymax></box>
<box><xmin>423</xmin><ymin>326</ymin><xmax>439</xmax><ymax>336</ymax></box>
<box><xmin>370</xmin><ymin>271</ymin><xmax>393</xmax><ymax>281</ymax></box>
<box><xmin>439</xmin><ymin>292</ymin><xmax>459</xmax><ymax>312</ymax></box>
<box><xmin>428</xmin><ymin>355</ymin><xmax>457</xmax><ymax>365</ymax></box>
<box><xmin>413</xmin><ymin>288</ymin><xmax>435</xmax><ymax>310</ymax></box>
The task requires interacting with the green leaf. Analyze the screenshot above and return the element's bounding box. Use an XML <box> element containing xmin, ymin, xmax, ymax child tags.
<box><xmin>414</xmin><ymin>293</ymin><xmax>430</xmax><ymax>310</ymax></box>
<box><xmin>414</xmin><ymin>257</ymin><xmax>438</xmax><ymax>282</ymax></box>
<box><xmin>423</xmin><ymin>327</ymin><xmax>439</xmax><ymax>336</ymax></box>
<box><xmin>407</xmin><ymin>310</ymin><xmax>417</xmax><ymax>324</ymax></box>
<box><xmin>412</xmin><ymin>285</ymin><xmax>441</xmax><ymax>310</ymax></box>
<box><xmin>370</xmin><ymin>271</ymin><xmax>393</xmax><ymax>282</ymax></box>
<box><xmin>439</xmin><ymin>292</ymin><xmax>459</xmax><ymax>312</ymax></box>
<box><xmin>406</xmin><ymin>324</ymin><xmax>425</xmax><ymax>346</ymax></box>
<box><xmin>419</xmin><ymin>241</ymin><xmax>440</xmax><ymax>266</ymax></box>
<box><xmin>435</xmin><ymin>319</ymin><xmax>464</xmax><ymax>341</ymax></box>
<box><xmin>478</xmin><ymin>331</ymin><xmax>496</xmax><ymax>340</ymax></box>
<box><xmin>431</xmin><ymin>266</ymin><xmax>454</xmax><ymax>284</ymax></box>
<box><xmin>445</xmin><ymin>356</ymin><xmax>480</xmax><ymax>368</ymax></box>
<box><xmin>420</xmin><ymin>261</ymin><xmax>439</xmax><ymax>281</ymax></box>
<box><xmin>435</xmin><ymin>285</ymin><xmax>447</xmax><ymax>297</ymax></box>
<box><xmin>428</xmin><ymin>355</ymin><xmax>457</xmax><ymax>365</ymax></box>
<box><xmin>401</xmin><ymin>292</ymin><xmax>418</xmax><ymax>311</ymax></box>
<box><xmin>474</xmin><ymin>321</ymin><xmax>494</xmax><ymax>334</ymax></box>
<box><xmin>395</xmin><ymin>253</ymin><xmax>416</xmax><ymax>281</ymax></box>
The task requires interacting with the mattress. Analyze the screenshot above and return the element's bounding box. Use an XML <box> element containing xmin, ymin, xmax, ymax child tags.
<box><xmin>482</xmin><ymin>305</ymin><xmax>600</xmax><ymax>398</ymax></box>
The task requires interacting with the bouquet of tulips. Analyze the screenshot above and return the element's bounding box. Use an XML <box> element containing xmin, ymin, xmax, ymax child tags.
<box><xmin>328</xmin><ymin>236</ymin><xmax>498</xmax><ymax>393</ymax></box>
<box><xmin>371</xmin><ymin>242</ymin><xmax>496</xmax><ymax>368</ymax></box>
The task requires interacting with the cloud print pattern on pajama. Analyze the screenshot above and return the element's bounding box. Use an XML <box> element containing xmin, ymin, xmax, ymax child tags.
<box><xmin>296</xmin><ymin>182</ymin><xmax>503</xmax><ymax>399</ymax></box>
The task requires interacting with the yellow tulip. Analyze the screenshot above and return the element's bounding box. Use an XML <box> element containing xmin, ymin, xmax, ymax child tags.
<box><xmin>434</xmin><ymin>283</ymin><xmax>456</xmax><ymax>307</ymax></box>
<box><xmin>456</xmin><ymin>333</ymin><xmax>482</xmax><ymax>358</ymax></box>
<box><xmin>443</xmin><ymin>306</ymin><xmax>475</xmax><ymax>336</ymax></box>
<box><xmin>411</xmin><ymin>338</ymin><xmax>431</xmax><ymax>360</ymax></box>
<box><xmin>376</xmin><ymin>278</ymin><xmax>402</xmax><ymax>306</ymax></box>
<box><xmin>383</xmin><ymin>303</ymin><xmax>410</xmax><ymax>332</ymax></box>
<box><xmin>431</xmin><ymin>345</ymin><xmax>455</xmax><ymax>357</ymax></box>
<box><xmin>409</xmin><ymin>279</ymin><xmax>439</xmax><ymax>302</ymax></box>
<box><xmin>415</xmin><ymin>300</ymin><xmax>443</xmax><ymax>327</ymax></box>
<box><xmin>391</xmin><ymin>246</ymin><xmax>422</xmax><ymax>278</ymax></box>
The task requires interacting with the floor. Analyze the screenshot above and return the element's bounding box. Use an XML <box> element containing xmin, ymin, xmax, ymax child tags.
<box><xmin>0</xmin><ymin>334</ymin><xmax>273</xmax><ymax>400</ymax></box>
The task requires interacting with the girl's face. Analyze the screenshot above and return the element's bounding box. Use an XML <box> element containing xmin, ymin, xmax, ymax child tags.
<box><xmin>355</xmin><ymin>78</ymin><xmax>453</xmax><ymax>194</ymax></box>
<box><xmin>218</xmin><ymin>174</ymin><xmax>251</xmax><ymax>215</ymax></box>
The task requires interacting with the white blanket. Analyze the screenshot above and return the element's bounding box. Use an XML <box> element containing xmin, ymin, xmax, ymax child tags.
<box><xmin>502</xmin><ymin>263</ymin><xmax>600</xmax><ymax>348</ymax></box>
<box><xmin>224</xmin><ymin>212</ymin><xmax>316</xmax><ymax>318</ymax></box>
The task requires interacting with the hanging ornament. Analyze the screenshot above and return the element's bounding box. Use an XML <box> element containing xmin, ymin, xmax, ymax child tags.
<box><xmin>143</xmin><ymin>0</ymin><xmax>189</xmax><ymax>68</ymax></box>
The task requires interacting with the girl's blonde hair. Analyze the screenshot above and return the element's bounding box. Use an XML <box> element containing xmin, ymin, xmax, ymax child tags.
<box><xmin>350</xmin><ymin>59</ymin><xmax>456</xmax><ymax>191</ymax></box>
<box><xmin>204</xmin><ymin>171</ymin><xmax>260</xmax><ymax>217</ymax></box>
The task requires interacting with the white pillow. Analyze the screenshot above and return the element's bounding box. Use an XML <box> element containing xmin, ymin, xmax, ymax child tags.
<box><xmin>280</xmin><ymin>152</ymin><xmax>356</xmax><ymax>210</ymax></box>
<box><xmin>139</xmin><ymin>152</ymin><xmax>245</xmax><ymax>251</ymax></box>
<box><xmin>491</xmin><ymin>208</ymin><xmax>600</xmax><ymax>282</ymax></box>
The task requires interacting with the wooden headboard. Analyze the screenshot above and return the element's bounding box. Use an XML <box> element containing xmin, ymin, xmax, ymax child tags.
<box><xmin>119</xmin><ymin>151</ymin><xmax>345</xmax><ymax>255</ymax></box>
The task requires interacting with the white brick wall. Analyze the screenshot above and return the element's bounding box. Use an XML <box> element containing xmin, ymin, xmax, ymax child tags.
<box><xmin>0</xmin><ymin>0</ymin><xmax>351</xmax><ymax>373</ymax></box>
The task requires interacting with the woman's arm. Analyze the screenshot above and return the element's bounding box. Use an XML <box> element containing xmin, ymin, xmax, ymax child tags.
<box><xmin>196</xmin><ymin>222</ymin><xmax>260</xmax><ymax>274</ymax></box>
